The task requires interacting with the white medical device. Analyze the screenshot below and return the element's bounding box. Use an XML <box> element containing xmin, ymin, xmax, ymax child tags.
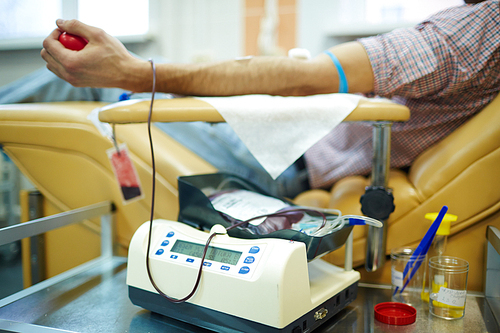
<box><xmin>127</xmin><ymin>220</ymin><xmax>360</xmax><ymax>332</ymax></box>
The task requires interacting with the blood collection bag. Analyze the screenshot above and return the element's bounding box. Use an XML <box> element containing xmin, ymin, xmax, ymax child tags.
<box><xmin>209</xmin><ymin>189</ymin><xmax>320</xmax><ymax>235</ymax></box>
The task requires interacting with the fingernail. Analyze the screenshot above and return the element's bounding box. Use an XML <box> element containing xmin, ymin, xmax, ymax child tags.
<box><xmin>56</xmin><ymin>19</ymin><xmax>65</xmax><ymax>26</ymax></box>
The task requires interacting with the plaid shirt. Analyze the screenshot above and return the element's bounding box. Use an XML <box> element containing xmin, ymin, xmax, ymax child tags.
<box><xmin>305</xmin><ymin>0</ymin><xmax>500</xmax><ymax>189</ymax></box>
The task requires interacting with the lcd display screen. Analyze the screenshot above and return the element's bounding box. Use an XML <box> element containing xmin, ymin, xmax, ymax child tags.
<box><xmin>171</xmin><ymin>240</ymin><xmax>242</xmax><ymax>265</ymax></box>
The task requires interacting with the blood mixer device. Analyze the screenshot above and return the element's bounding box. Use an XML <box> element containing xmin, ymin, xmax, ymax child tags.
<box><xmin>127</xmin><ymin>220</ymin><xmax>360</xmax><ymax>332</ymax></box>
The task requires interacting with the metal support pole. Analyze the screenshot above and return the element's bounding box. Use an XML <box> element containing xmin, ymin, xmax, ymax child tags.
<box><xmin>100</xmin><ymin>213</ymin><xmax>113</xmax><ymax>259</ymax></box>
<box><xmin>365</xmin><ymin>122</ymin><xmax>392</xmax><ymax>272</ymax></box>
<box><xmin>344</xmin><ymin>231</ymin><xmax>353</xmax><ymax>272</ymax></box>
<box><xmin>28</xmin><ymin>191</ymin><xmax>45</xmax><ymax>285</ymax></box>
<box><xmin>0</xmin><ymin>201</ymin><xmax>113</xmax><ymax>247</ymax></box>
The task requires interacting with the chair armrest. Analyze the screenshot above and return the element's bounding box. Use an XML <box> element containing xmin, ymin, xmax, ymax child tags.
<box><xmin>98</xmin><ymin>97</ymin><xmax>410</xmax><ymax>124</ymax></box>
<box><xmin>0</xmin><ymin>102</ymin><xmax>108</xmax><ymax>123</ymax></box>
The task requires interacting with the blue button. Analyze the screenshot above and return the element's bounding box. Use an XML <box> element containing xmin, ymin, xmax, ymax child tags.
<box><xmin>244</xmin><ymin>256</ymin><xmax>255</xmax><ymax>264</ymax></box>
<box><xmin>203</xmin><ymin>262</ymin><xmax>212</xmax><ymax>267</ymax></box>
<box><xmin>155</xmin><ymin>249</ymin><xmax>164</xmax><ymax>255</ymax></box>
<box><xmin>170</xmin><ymin>255</ymin><xmax>178</xmax><ymax>259</ymax></box>
<box><xmin>249</xmin><ymin>246</ymin><xmax>260</xmax><ymax>254</ymax></box>
<box><xmin>166</xmin><ymin>231</ymin><xmax>175</xmax><ymax>238</ymax></box>
<box><xmin>186</xmin><ymin>258</ymin><xmax>195</xmax><ymax>263</ymax></box>
<box><xmin>239</xmin><ymin>266</ymin><xmax>250</xmax><ymax>274</ymax></box>
<box><xmin>161</xmin><ymin>240</ymin><xmax>170</xmax><ymax>246</ymax></box>
<box><xmin>221</xmin><ymin>265</ymin><xmax>230</xmax><ymax>271</ymax></box>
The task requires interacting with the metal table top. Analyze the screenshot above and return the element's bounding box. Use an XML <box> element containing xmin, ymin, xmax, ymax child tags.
<box><xmin>0</xmin><ymin>257</ymin><xmax>498</xmax><ymax>333</ymax></box>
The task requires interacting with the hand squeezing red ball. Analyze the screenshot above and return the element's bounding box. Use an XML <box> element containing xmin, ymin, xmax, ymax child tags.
<box><xmin>58</xmin><ymin>32</ymin><xmax>88</xmax><ymax>51</ymax></box>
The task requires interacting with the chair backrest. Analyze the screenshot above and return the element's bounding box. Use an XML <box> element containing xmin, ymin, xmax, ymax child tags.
<box><xmin>408</xmin><ymin>93</ymin><xmax>500</xmax><ymax>230</ymax></box>
<box><xmin>0</xmin><ymin>102</ymin><xmax>216</xmax><ymax>249</ymax></box>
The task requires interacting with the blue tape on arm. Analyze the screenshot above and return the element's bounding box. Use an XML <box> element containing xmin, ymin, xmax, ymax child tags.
<box><xmin>324</xmin><ymin>50</ymin><xmax>348</xmax><ymax>93</ymax></box>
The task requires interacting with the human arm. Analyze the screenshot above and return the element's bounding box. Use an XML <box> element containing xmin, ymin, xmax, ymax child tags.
<box><xmin>41</xmin><ymin>19</ymin><xmax>374</xmax><ymax>96</ymax></box>
<box><xmin>154</xmin><ymin>41</ymin><xmax>374</xmax><ymax>96</ymax></box>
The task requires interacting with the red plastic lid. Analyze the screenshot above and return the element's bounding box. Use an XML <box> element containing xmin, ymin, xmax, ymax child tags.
<box><xmin>374</xmin><ymin>302</ymin><xmax>416</xmax><ymax>325</ymax></box>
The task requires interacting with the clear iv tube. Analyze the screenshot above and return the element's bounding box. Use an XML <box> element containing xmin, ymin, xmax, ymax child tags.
<box><xmin>310</xmin><ymin>214</ymin><xmax>383</xmax><ymax>237</ymax></box>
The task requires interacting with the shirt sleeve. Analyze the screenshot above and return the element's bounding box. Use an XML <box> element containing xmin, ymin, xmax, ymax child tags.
<box><xmin>359</xmin><ymin>27</ymin><xmax>446</xmax><ymax>98</ymax></box>
<box><xmin>359</xmin><ymin>1</ymin><xmax>500</xmax><ymax>99</ymax></box>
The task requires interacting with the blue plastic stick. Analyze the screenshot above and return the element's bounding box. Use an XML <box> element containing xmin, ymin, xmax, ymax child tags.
<box><xmin>393</xmin><ymin>205</ymin><xmax>448</xmax><ymax>296</ymax></box>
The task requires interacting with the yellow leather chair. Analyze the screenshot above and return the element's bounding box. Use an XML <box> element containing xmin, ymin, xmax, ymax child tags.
<box><xmin>0</xmin><ymin>101</ymin><xmax>216</xmax><ymax>277</ymax></box>
<box><xmin>97</xmin><ymin>95</ymin><xmax>500</xmax><ymax>291</ymax></box>
<box><xmin>1</xmin><ymin>95</ymin><xmax>498</xmax><ymax>292</ymax></box>
<box><xmin>0</xmin><ymin>97</ymin><xmax>405</xmax><ymax>277</ymax></box>
<box><xmin>295</xmin><ymin>94</ymin><xmax>500</xmax><ymax>292</ymax></box>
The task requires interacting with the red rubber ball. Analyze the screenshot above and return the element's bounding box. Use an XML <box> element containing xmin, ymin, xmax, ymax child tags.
<box><xmin>59</xmin><ymin>32</ymin><xmax>88</xmax><ymax>51</ymax></box>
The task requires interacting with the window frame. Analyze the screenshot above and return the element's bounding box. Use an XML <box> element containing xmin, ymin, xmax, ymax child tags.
<box><xmin>0</xmin><ymin>0</ymin><xmax>151</xmax><ymax>51</ymax></box>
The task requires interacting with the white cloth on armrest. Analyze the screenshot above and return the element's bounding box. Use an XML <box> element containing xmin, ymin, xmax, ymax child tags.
<box><xmin>197</xmin><ymin>94</ymin><xmax>363</xmax><ymax>179</ymax></box>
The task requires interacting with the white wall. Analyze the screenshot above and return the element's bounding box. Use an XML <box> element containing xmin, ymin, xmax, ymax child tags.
<box><xmin>297</xmin><ymin>0</ymin><xmax>390</xmax><ymax>57</ymax></box>
<box><xmin>0</xmin><ymin>0</ymin><xmax>244</xmax><ymax>87</ymax></box>
<box><xmin>151</xmin><ymin>0</ymin><xmax>244</xmax><ymax>64</ymax></box>
<box><xmin>297</xmin><ymin>0</ymin><xmax>466</xmax><ymax>58</ymax></box>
